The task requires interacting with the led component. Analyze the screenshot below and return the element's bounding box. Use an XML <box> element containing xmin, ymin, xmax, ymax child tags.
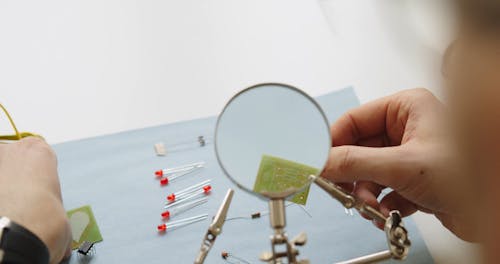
<box><xmin>157</xmin><ymin>214</ymin><xmax>208</xmax><ymax>233</ymax></box>
<box><xmin>167</xmin><ymin>185</ymin><xmax>212</xmax><ymax>203</ymax></box>
<box><xmin>164</xmin><ymin>190</ymin><xmax>210</xmax><ymax>209</ymax></box>
<box><xmin>161</xmin><ymin>197</ymin><xmax>208</xmax><ymax>220</ymax></box>
<box><xmin>156</xmin><ymin>165</ymin><xmax>201</xmax><ymax>179</ymax></box>
<box><xmin>155</xmin><ymin>161</ymin><xmax>205</xmax><ymax>177</ymax></box>
<box><xmin>161</xmin><ymin>211</ymin><xmax>170</xmax><ymax>219</ymax></box>
<box><xmin>159</xmin><ymin>165</ymin><xmax>204</xmax><ymax>186</ymax></box>
<box><xmin>160</xmin><ymin>178</ymin><xmax>169</xmax><ymax>186</ymax></box>
<box><xmin>167</xmin><ymin>185</ymin><xmax>211</xmax><ymax>203</ymax></box>
<box><xmin>165</xmin><ymin>179</ymin><xmax>211</xmax><ymax>201</ymax></box>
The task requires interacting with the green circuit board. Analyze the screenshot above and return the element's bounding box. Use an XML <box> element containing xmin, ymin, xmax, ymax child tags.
<box><xmin>67</xmin><ymin>205</ymin><xmax>103</xmax><ymax>249</ymax></box>
<box><xmin>253</xmin><ymin>155</ymin><xmax>319</xmax><ymax>205</ymax></box>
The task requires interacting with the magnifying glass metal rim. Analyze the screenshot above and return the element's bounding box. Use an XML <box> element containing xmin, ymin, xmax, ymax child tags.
<box><xmin>214</xmin><ymin>82</ymin><xmax>332</xmax><ymax>200</ymax></box>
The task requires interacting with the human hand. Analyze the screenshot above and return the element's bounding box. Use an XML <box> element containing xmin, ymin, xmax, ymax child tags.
<box><xmin>321</xmin><ymin>88</ymin><xmax>475</xmax><ymax>241</ymax></box>
<box><xmin>0</xmin><ymin>137</ymin><xmax>72</xmax><ymax>263</ymax></box>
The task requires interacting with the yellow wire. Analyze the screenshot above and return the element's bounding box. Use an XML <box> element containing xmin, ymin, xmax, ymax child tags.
<box><xmin>0</xmin><ymin>103</ymin><xmax>41</xmax><ymax>142</ymax></box>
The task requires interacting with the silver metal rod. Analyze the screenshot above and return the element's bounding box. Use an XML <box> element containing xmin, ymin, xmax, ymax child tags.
<box><xmin>310</xmin><ymin>175</ymin><xmax>386</xmax><ymax>223</ymax></box>
<box><xmin>310</xmin><ymin>175</ymin><xmax>355</xmax><ymax>208</ymax></box>
<box><xmin>335</xmin><ymin>250</ymin><xmax>392</xmax><ymax>264</ymax></box>
<box><xmin>268</xmin><ymin>199</ymin><xmax>286</xmax><ymax>230</ymax></box>
<box><xmin>355</xmin><ymin>203</ymin><xmax>386</xmax><ymax>224</ymax></box>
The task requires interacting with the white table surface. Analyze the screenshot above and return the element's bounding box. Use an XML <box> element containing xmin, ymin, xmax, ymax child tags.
<box><xmin>0</xmin><ymin>1</ymin><xmax>480</xmax><ymax>263</ymax></box>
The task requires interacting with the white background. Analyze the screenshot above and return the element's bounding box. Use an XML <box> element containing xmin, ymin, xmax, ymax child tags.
<box><xmin>0</xmin><ymin>1</ymin><xmax>479</xmax><ymax>263</ymax></box>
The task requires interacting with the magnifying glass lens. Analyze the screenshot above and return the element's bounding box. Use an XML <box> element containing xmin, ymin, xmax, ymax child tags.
<box><xmin>215</xmin><ymin>84</ymin><xmax>331</xmax><ymax>200</ymax></box>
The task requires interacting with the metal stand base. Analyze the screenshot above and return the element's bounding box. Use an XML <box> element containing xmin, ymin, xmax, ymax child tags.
<box><xmin>259</xmin><ymin>199</ymin><xmax>309</xmax><ymax>264</ymax></box>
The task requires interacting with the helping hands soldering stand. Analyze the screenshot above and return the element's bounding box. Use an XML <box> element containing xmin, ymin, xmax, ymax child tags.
<box><xmin>259</xmin><ymin>191</ymin><xmax>309</xmax><ymax>264</ymax></box>
<box><xmin>310</xmin><ymin>175</ymin><xmax>411</xmax><ymax>264</ymax></box>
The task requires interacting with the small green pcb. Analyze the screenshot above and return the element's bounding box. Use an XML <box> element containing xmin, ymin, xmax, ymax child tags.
<box><xmin>253</xmin><ymin>155</ymin><xmax>319</xmax><ymax>205</ymax></box>
<box><xmin>67</xmin><ymin>205</ymin><xmax>103</xmax><ymax>249</ymax></box>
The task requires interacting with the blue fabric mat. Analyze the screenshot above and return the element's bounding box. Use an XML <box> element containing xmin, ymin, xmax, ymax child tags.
<box><xmin>55</xmin><ymin>87</ymin><xmax>433</xmax><ymax>263</ymax></box>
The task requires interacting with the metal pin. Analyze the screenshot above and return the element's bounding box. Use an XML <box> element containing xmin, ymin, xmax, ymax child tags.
<box><xmin>157</xmin><ymin>214</ymin><xmax>208</xmax><ymax>233</ymax></box>
<box><xmin>159</xmin><ymin>165</ymin><xmax>204</xmax><ymax>186</ymax></box>
<box><xmin>344</xmin><ymin>208</ymin><xmax>354</xmax><ymax>216</ymax></box>
<box><xmin>155</xmin><ymin>161</ymin><xmax>205</xmax><ymax>177</ymax></box>
<box><xmin>166</xmin><ymin>180</ymin><xmax>211</xmax><ymax>201</ymax></box>
<box><xmin>155</xmin><ymin>136</ymin><xmax>212</xmax><ymax>156</ymax></box>
<box><xmin>161</xmin><ymin>197</ymin><xmax>208</xmax><ymax>220</ymax></box>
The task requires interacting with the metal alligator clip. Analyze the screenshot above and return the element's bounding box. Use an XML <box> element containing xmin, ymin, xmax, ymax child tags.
<box><xmin>310</xmin><ymin>175</ymin><xmax>411</xmax><ymax>264</ymax></box>
<box><xmin>194</xmin><ymin>189</ymin><xmax>234</xmax><ymax>264</ymax></box>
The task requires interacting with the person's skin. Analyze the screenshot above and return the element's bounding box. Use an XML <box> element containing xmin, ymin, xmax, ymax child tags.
<box><xmin>320</xmin><ymin>88</ymin><xmax>476</xmax><ymax>241</ymax></box>
<box><xmin>321</xmin><ymin>1</ymin><xmax>499</xmax><ymax>263</ymax></box>
<box><xmin>0</xmin><ymin>137</ymin><xmax>72</xmax><ymax>264</ymax></box>
<box><xmin>445</xmin><ymin>2</ymin><xmax>500</xmax><ymax>263</ymax></box>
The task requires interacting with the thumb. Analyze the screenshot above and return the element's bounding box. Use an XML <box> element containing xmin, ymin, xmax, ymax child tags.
<box><xmin>321</xmin><ymin>145</ymin><xmax>417</xmax><ymax>192</ymax></box>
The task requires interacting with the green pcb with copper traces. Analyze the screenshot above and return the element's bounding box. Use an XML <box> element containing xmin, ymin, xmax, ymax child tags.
<box><xmin>67</xmin><ymin>205</ymin><xmax>103</xmax><ymax>250</ymax></box>
<box><xmin>253</xmin><ymin>155</ymin><xmax>319</xmax><ymax>205</ymax></box>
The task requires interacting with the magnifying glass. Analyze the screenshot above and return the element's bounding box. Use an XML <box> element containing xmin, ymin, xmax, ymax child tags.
<box><xmin>215</xmin><ymin>83</ymin><xmax>331</xmax><ymax>200</ymax></box>
<box><xmin>214</xmin><ymin>83</ymin><xmax>331</xmax><ymax>263</ymax></box>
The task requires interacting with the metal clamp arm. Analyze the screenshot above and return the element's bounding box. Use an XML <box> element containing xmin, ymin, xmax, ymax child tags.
<box><xmin>332</xmin><ymin>211</ymin><xmax>411</xmax><ymax>264</ymax></box>
<box><xmin>384</xmin><ymin>211</ymin><xmax>411</xmax><ymax>260</ymax></box>
<box><xmin>310</xmin><ymin>175</ymin><xmax>386</xmax><ymax>223</ymax></box>
<box><xmin>194</xmin><ymin>189</ymin><xmax>234</xmax><ymax>264</ymax></box>
<box><xmin>310</xmin><ymin>176</ymin><xmax>411</xmax><ymax>263</ymax></box>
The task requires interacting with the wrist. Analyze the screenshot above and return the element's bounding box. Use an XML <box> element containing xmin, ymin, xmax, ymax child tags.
<box><xmin>0</xmin><ymin>216</ymin><xmax>50</xmax><ymax>264</ymax></box>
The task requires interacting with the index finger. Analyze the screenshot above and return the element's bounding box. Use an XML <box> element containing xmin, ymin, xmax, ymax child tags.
<box><xmin>331</xmin><ymin>96</ymin><xmax>391</xmax><ymax>146</ymax></box>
